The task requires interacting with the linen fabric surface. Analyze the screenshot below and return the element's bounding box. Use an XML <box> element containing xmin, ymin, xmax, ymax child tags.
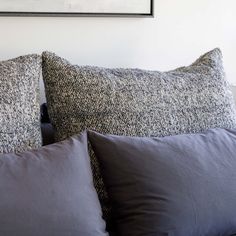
<box><xmin>0</xmin><ymin>54</ymin><xmax>42</xmax><ymax>153</ymax></box>
<box><xmin>42</xmin><ymin>48</ymin><xmax>236</xmax><ymax>225</ymax></box>
<box><xmin>88</xmin><ymin>129</ymin><xmax>236</xmax><ymax>236</ymax></box>
<box><xmin>0</xmin><ymin>132</ymin><xmax>108</xmax><ymax>236</ymax></box>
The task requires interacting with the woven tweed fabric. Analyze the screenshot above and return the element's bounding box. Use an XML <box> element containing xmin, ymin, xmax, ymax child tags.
<box><xmin>0</xmin><ymin>54</ymin><xmax>42</xmax><ymax>153</ymax></box>
<box><xmin>42</xmin><ymin>48</ymin><xmax>236</xmax><ymax>224</ymax></box>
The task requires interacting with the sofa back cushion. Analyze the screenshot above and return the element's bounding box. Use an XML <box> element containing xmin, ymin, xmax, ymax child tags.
<box><xmin>0</xmin><ymin>54</ymin><xmax>42</xmax><ymax>153</ymax></box>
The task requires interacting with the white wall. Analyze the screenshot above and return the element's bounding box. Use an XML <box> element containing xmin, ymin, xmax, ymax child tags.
<box><xmin>0</xmin><ymin>0</ymin><xmax>235</xmax><ymax>102</ymax></box>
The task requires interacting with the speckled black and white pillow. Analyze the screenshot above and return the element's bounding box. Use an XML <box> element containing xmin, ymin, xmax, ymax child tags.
<box><xmin>0</xmin><ymin>54</ymin><xmax>42</xmax><ymax>153</ymax></box>
<box><xmin>42</xmin><ymin>48</ymin><xmax>236</xmax><ymax>226</ymax></box>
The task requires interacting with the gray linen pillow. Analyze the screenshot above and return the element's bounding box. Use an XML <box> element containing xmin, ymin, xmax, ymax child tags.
<box><xmin>88</xmin><ymin>129</ymin><xmax>236</xmax><ymax>236</ymax></box>
<box><xmin>0</xmin><ymin>132</ymin><xmax>108</xmax><ymax>236</ymax></box>
<box><xmin>0</xmin><ymin>54</ymin><xmax>42</xmax><ymax>153</ymax></box>
<box><xmin>42</xmin><ymin>48</ymin><xmax>236</xmax><ymax>224</ymax></box>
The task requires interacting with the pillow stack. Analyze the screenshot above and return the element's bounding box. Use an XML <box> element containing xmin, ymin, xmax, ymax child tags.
<box><xmin>42</xmin><ymin>48</ymin><xmax>236</xmax><ymax>230</ymax></box>
<box><xmin>1</xmin><ymin>49</ymin><xmax>236</xmax><ymax>236</ymax></box>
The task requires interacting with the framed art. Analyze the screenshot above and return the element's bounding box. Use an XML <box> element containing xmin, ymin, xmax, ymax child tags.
<box><xmin>0</xmin><ymin>0</ymin><xmax>154</xmax><ymax>17</ymax></box>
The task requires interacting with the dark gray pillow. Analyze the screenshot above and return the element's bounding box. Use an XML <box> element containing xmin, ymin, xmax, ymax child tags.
<box><xmin>0</xmin><ymin>132</ymin><xmax>108</xmax><ymax>236</ymax></box>
<box><xmin>42</xmin><ymin>48</ymin><xmax>236</xmax><ymax>225</ymax></box>
<box><xmin>0</xmin><ymin>54</ymin><xmax>42</xmax><ymax>153</ymax></box>
<box><xmin>88</xmin><ymin>129</ymin><xmax>236</xmax><ymax>236</ymax></box>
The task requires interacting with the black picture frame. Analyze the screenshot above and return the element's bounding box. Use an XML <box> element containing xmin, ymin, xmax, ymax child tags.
<box><xmin>0</xmin><ymin>0</ymin><xmax>154</xmax><ymax>17</ymax></box>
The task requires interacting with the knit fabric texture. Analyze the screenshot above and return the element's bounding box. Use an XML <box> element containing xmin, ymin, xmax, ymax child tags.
<box><xmin>0</xmin><ymin>54</ymin><xmax>42</xmax><ymax>153</ymax></box>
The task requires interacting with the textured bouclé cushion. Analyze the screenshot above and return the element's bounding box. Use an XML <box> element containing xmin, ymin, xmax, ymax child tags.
<box><xmin>42</xmin><ymin>48</ymin><xmax>236</xmax><ymax>224</ymax></box>
<box><xmin>0</xmin><ymin>132</ymin><xmax>108</xmax><ymax>236</ymax></box>
<box><xmin>88</xmin><ymin>129</ymin><xmax>236</xmax><ymax>236</ymax></box>
<box><xmin>0</xmin><ymin>54</ymin><xmax>42</xmax><ymax>153</ymax></box>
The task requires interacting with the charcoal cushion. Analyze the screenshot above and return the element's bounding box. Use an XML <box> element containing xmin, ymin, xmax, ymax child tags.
<box><xmin>42</xmin><ymin>48</ymin><xmax>236</xmax><ymax>225</ymax></box>
<box><xmin>88</xmin><ymin>129</ymin><xmax>236</xmax><ymax>236</ymax></box>
<box><xmin>0</xmin><ymin>54</ymin><xmax>42</xmax><ymax>153</ymax></box>
<box><xmin>0</xmin><ymin>132</ymin><xmax>108</xmax><ymax>236</ymax></box>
